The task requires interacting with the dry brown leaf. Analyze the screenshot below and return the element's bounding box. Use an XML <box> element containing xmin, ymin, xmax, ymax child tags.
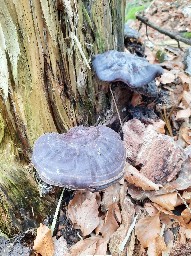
<box><xmin>181</xmin><ymin>201</ymin><xmax>191</xmax><ymax>224</ymax></box>
<box><xmin>181</xmin><ymin>126</ymin><xmax>191</xmax><ymax>144</ymax></box>
<box><xmin>101</xmin><ymin>183</ymin><xmax>121</xmax><ymax>211</ymax></box>
<box><xmin>151</xmin><ymin>119</ymin><xmax>166</xmax><ymax>134</ymax></box>
<box><xmin>159</xmin><ymin>71</ymin><xmax>176</xmax><ymax>84</ymax></box>
<box><xmin>53</xmin><ymin>236</ymin><xmax>69</xmax><ymax>256</ymax></box>
<box><xmin>67</xmin><ymin>191</ymin><xmax>100</xmax><ymax>236</ymax></box>
<box><xmin>169</xmin><ymin>156</ymin><xmax>191</xmax><ymax>190</ymax></box>
<box><xmin>182</xmin><ymin>90</ymin><xmax>191</xmax><ymax>107</ymax></box>
<box><xmin>124</xmin><ymin>164</ymin><xmax>162</xmax><ymax>191</ymax></box>
<box><xmin>135</xmin><ymin>214</ymin><xmax>160</xmax><ymax>248</ymax></box>
<box><xmin>109</xmin><ymin>193</ymin><xmax>135</xmax><ymax>256</ymax></box>
<box><xmin>179</xmin><ymin>72</ymin><xmax>191</xmax><ymax>84</ymax></box>
<box><xmin>153</xmin><ymin>203</ymin><xmax>186</xmax><ymax>226</ymax></box>
<box><xmin>131</xmin><ymin>93</ymin><xmax>142</xmax><ymax>107</ymax></box>
<box><xmin>147</xmin><ymin>236</ymin><xmax>167</xmax><ymax>256</ymax></box>
<box><xmin>69</xmin><ymin>236</ymin><xmax>100</xmax><ymax>256</ymax></box>
<box><xmin>126</xmin><ymin>231</ymin><xmax>136</xmax><ymax>256</ymax></box>
<box><xmin>185</xmin><ymin>228</ymin><xmax>191</xmax><ymax>239</ymax></box>
<box><xmin>182</xmin><ymin>190</ymin><xmax>191</xmax><ymax>200</ymax></box>
<box><xmin>145</xmin><ymin>47</ymin><xmax>156</xmax><ymax>64</ymax></box>
<box><xmin>100</xmin><ymin>203</ymin><xmax>119</xmax><ymax>239</ymax></box>
<box><xmin>95</xmin><ymin>237</ymin><xmax>108</xmax><ymax>255</ymax></box>
<box><xmin>33</xmin><ymin>224</ymin><xmax>54</xmax><ymax>256</ymax></box>
<box><xmin>150</xmin><ymin>192</ymin><xmax>178</xmax><ymax>211</ymax></box>
<box><xmin>175</xmin><ymin>108</ymin><xmax>191</xmax><ymax>120</ymax></box>
<box><xmin>144</xmin><ymin>202</ymin><xmax>159</xmax><ymax>216</ymax></box>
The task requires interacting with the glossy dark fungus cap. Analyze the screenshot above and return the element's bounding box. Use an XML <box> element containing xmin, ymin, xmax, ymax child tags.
<box><xmin>92</xmin><ymin>50</ymin><xmax>163</xmax><ymax>88</ymax></box>
<box><xmin>32</xmin><ymin>125</ymin><xmax>126</xmax><ymax>191</ymax></box>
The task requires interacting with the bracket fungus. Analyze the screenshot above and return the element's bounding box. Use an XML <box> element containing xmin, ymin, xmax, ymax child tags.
<box><xmin>32</xmin><ymin>125</ymin><xmax>126</xmax><ymax>191</ymax></box>
<box><xmin>92</xmin><ymin>50</ymin><xmax>163</xmax><ymax>89</ymax></box>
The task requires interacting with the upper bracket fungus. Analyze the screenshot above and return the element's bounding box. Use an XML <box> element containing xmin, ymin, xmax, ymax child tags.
<box><xmin>32</xmin><ymin>125</ymin><xmax>126</xmax><ymax>191</ymax></box>
<box><xmin>92</xmin><ymin>50</ymin><xmax>163</xmax><ymax>89</ymax></box>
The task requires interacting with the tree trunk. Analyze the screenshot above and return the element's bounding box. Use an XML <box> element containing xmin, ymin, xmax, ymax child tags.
<box><xmin>0</xmin><ymin>0</ymin><xmax>125</xmax><ymax>236</ymax></box>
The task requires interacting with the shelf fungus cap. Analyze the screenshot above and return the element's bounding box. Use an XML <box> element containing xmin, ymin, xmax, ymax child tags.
<box><xmin>32</xmin><ymin>125</ymin><xmax>126</xmax><ymax>191</ymax></box>
<box><xmin>92</xmin><ymin>50</ymin><xmax>163</xmax><ymax>88</ymax></box>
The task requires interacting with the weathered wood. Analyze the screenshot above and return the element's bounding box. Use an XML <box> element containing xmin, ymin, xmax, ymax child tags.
<box><xmin>0</xmin><ymin>0</ymin><xmax>125</xmax><ymax>236</ymax></box>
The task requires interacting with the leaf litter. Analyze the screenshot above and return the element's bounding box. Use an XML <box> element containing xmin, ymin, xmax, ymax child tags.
<box><xmin>32</xmin><ymin>0</ymin><xmax>191</xmax><ymax>255</ymax></box>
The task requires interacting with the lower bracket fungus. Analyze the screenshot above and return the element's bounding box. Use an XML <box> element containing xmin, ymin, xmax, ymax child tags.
<box><xmin>32</xmin><ymin>125</ymin><xmax>126</xmax><ymax>191</ymax></box>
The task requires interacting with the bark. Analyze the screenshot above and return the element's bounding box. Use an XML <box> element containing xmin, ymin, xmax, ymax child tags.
<box><xmin>0</xmin><ymin>0</ymin><xmax>125</xmax><ymax>236</ymax></box>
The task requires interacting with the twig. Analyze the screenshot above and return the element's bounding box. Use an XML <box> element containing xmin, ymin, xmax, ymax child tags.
<box><xmin>119</xmin><ymin>214</ymin><xmax>139</xmax><ymax>252</ymax></box>
<box><xmin>136</xmin><ymin>15</ymin><xmax>191</xmax><ymax>46</ymax></box>
<box><xmin>51</xmin><ymin>188</ymin><xmax>65</xmax><ymax>235</ymax></box>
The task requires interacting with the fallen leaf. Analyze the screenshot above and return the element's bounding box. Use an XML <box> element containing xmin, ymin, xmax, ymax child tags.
<box><xmin>131</xmin><ymin>93</ymin><xmax>143</xmax><ymax>107</ymax></box>
<box><xmin>101</xmin><ymin>183</ymin><xmax>121</xmax><ymax>212</ymax></box>
<box><xmin>151</xmin><ymin>119</ymin><xmax>166</xmax><ymax>134</ymax></box>
<box><xmin>144</xmin><ymin>202</ymin><xmax>159</xmax><ymax>216</ymax></box>
<box><xmin>153</xmin><ymin>203</ymin><xmax>186</xmax><ymax>226</ymax></box>
<box><xmin>150</xmin><ymin>192</ymin><xmax>178</xmax><ymax>211</ymax></box>
<box><xmin>159</xmin><ymin>71</ymin><xmax>176</xmax><ymax>84</ymax></box>
<box><xmin>126</xmin><ymin>231</ymin><xmax>136</xmax><ymax>256</ymax></box>
<box><xmin>182</xmin><ymin>90</ymin><xmax>191</xmax><ymax>107</ymax></box>
<box><xmin>179</xmin><ymin>72</ymin><xmax>191</xmax><ymax>84</ymax></box>
<box><xmin>67</xmin><ymin>191</ymin><xmax>100</xmax><ymax>236</ymax></box>
<box><xmin>33</xmin><ymin>224</ymin><xmax>54</xmax><ymax>256</ymax></box>
<box><xmin>124</xmin><ymin>164</ymin><xmax>162</xmax><ymax>191</ymax></box>
<box><xmin>109</xmin><ymin>193</ymin><xmax>135</xmax><ymax>256</ymax></box>
<box><xmin>100</xmin><ymin>203</ymin><xmax>119</xmax><ymax>239</ymax></box>
<box><xmin>147</xmin><ymin>236</ymin><xmax>166</xmax><ymax>256</ymax></box>
<box><xmin>53</xmin><ymin>236</ymin><xmax>69</xmax><ymax>256</ymax></box>
<box><xmin>175</xmin><ymin>108</ymin><xmax>191</xmax><ymax>120</ymax></box>
<box><xmin>69</xmin><ymin>236</ymin><xmax>99</xmax><ymax>256</ymax></box>
<box><xmin>135</xmin><ymin>214</ymin><xmax>160</xmax><ymax>248</ymax></box>
<box><xmin>169</xmin><ymin>156</ymin><xmax>191</xmax><ymax>190</ymax></box>
<box><xmin>95</xmin><ymin>237</ymin><xmax>108</xmax><ymax>255</ymax></box>
<box><xmin>181</xmin><ymin>126</ymin><xmax>191</xmax><ymax>144</ymax></box>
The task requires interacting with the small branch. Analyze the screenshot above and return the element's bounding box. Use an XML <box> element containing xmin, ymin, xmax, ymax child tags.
<box><xmin>136</xmin><ymin>15</ymin><xmax>191</xmax><ymax>46</ymax></box>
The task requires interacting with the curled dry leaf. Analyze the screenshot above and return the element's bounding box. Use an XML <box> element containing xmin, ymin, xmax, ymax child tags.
<box><xmin>150</xmin><ymin>192</ymin><xmax>178</xmax><ymax>211</ymax></box>
<box><xmin>124</xmin><ymin>164</ymin><xmax>162</xmax><ymax>191</ymax></box>
<box><xmin>33</xmin><ymin>224</ymin><xmax>54</xmax><ymax>256</ymax></box>
<box><xmin>153</xmin><ymin>203</ymin><xmax>186</xmax><ymax>226</ymax></box>
<box><xmin>67</xmin><ymin>191</ymin><xmax>100</xmax><ymax>236</ymax></box>
<box><xmin>135</xmin><ymin>214</ymin><xmax>160</xmax><ymax>248</ymax></box>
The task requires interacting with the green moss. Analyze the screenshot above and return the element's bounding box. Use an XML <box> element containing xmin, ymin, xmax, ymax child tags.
<box><xmin>95</xmin><ymin>31</ymin><xmax>105</xmax><ymax>53</ymax></box>
<box><xmin>81</xmin><ymin>2</ymin><xmax>93</xmax><ymax>31</ymax></box>
<box><xmin>182</xmin><ymin>32</ymin><xmax>191</xmax><ymax>39</ymax></box>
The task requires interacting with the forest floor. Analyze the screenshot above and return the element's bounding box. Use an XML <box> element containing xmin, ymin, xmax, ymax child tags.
<box><xmin>1</xmin><ymin>0</ymin><xmax>191</xmax><ymax>255</ymax></box>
